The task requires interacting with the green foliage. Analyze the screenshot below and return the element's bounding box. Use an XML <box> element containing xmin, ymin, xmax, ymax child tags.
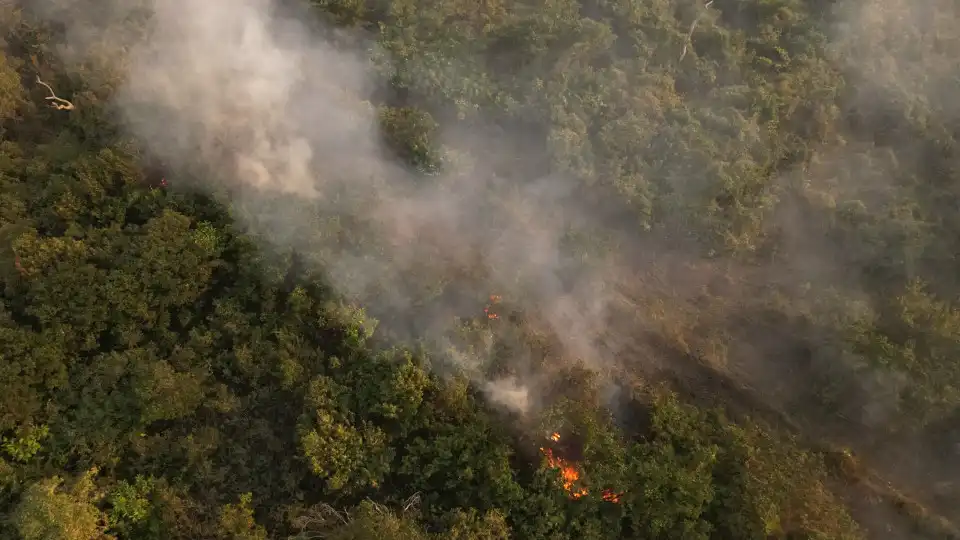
<box><xmin>379</xmin><ymin>106</ymin><xmax>443</xmax><ymax>173</ymax></box>
<box><xmin>299</xmin><ymin>375</ymin><xmax>392</xmax><ymax>493</ymax></box>
<box><xmin>12</xmin><ymin>469</ymin><xmax>108</xmax><ymax>540</ymax></box>
<box><xmin>0</xmin><ymin>50</ymin><xmax>22</xmax><ymax>120</ymax></box>
<box><xmin>218</xmin><ymin>493</ymin><xmax>268</xmax><ymax>540</ymax></box>
<box><xmin>0</xmin><ymin>0</ymin><xmax>958</xmax><ymax>538</ymax></box>
<box><xmin>2</xmin><ymin>424</ymin><xmax>48</xmax><ymax>463</ymax></box>
<box><xmin>107</xmin><ymin>476</ymin><xmax>154</xmax><ymax>527</ymax></box>
<box><xmin>445</xmin><ymin>508</ymin><xmax>511</xmax><ymax>540</ymax></box>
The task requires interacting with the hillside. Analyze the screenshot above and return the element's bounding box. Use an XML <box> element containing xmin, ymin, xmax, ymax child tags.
<box><xmin>1</xmin><ymin>0</ymin><xmax>960</xmax><ymax>538</ymax></box>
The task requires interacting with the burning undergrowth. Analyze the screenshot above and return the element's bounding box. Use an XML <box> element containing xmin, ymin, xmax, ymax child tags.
<box><xmin>539</xmin><ymin>431</ymin><xmax>622</xmax><ymax>503</ymax></box>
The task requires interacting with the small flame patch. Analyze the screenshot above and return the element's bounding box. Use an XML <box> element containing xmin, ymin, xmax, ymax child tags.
<box><xmin>484</xmin><ymin>294</ymin><xmax>502</xmax><ymax>320</ymax></box>
<box><xmin>540</xmin><ymin>432</ymin><xmax>622</xmax><ymax>503</ymax></box>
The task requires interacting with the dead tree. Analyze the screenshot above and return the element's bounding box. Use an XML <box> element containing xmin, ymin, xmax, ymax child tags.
<box><xmin>679</xmin><ymin>0</ymin><xmax>714</xmax><ymax>62</ymax></box>
<box><xmin>36</xmin><ymin>76</ymin><xmax>75</xmax><ymax>111</ymax></box>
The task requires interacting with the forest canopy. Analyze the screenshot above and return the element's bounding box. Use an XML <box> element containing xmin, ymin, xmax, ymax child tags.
<box><xmin>1</xmin><ymin>0</ymin><xmax>960</xmax><ymax>538</ymax></box>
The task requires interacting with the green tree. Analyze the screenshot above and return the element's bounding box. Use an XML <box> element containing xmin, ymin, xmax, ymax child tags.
<box><xmin>12</xmin><ymin>469</ymin><xmax>109</xmax><ymax>540</ymax></box>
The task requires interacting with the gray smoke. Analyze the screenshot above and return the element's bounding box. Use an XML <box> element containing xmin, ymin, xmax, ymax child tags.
<box><xmin>59</xmin><ymin>0</ymin><xmax>631</xmax><ymax>415</ymax></box>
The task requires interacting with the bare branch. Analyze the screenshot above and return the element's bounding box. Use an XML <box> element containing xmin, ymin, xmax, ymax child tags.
<box><xmin>401</xmin><ymin>492</ymin><xmax>422</xmax><ymax>513</ymax></box>
<box><xmin>35</xmin><ymin>76</ymin><xmax>75</xmax><ymax>111</ymax></box>
<box><xmin>679</xmin><ymin>0</ymin><xmax>714</xmax><ymax>62</ymax></box>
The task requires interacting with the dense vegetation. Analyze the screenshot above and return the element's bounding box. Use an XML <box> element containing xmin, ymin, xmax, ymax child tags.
<box><xmin>1</xmin><ymin>0</ymin><xmax>960</xmax><ymax>538</ymax></box>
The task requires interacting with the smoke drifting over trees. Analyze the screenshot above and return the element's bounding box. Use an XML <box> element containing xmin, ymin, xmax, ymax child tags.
<box><xmin>2</xmin><ymin>0</ymin><xmax>960</xmax><ymax>537</ymax></box>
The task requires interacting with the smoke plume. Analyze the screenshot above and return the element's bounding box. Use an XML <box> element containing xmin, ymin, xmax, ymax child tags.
<box><xmin>47</xmin><ymin>0</ymin><xmax>633</xmax><ymax>415</ymax></box>
<box><xmin>28</xmin><ymin>0</ymin><xmax>960</xmax><ymax>527</ymax></box>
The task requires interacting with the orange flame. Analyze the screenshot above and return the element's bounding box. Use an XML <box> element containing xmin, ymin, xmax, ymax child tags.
<box><xmin>483</xmin><ymin>295</ymin><xmax>502</xmax><ymax>320</ymax></box>
<box><xmin>540</xmin><ymin>447</ymin><xmax>588</xmax><ymax>498</ymax></box>
<box><xmin>540</xmin><ymin>432</ymin><xmax>622</xmax><ymax>503</ymax></box>
<box><xmin>601</xmin><ymin>489</ymin><xmax>622</xmax><ymax>503</ymax></box>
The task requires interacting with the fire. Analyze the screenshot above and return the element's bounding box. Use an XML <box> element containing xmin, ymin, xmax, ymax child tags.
<box><xmin>540</xmin><ymin>433</ymin><xmax>622</xmax><ymax>503</ymax></box>
<box><xmin>483</xmin><ymin>294</ymin><xmax>502</xmax><ymax>320</ymax></box>
<box><xmin>540</xmin><ymin>447</ymin><xmax>588</xmax><ymax>498</ymax></box>
<box><xmin>601</xmin><ymin>489</ymin><xmax>621</xmax><ymax>503</ymax></box>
